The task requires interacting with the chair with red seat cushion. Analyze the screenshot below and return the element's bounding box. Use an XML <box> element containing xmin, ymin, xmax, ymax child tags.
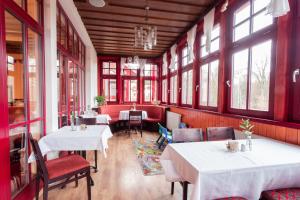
<box><xmin>206</xmin><ymin>127</ymin><xmax>235</xmax><ymax>141</ymax></box>
<box><xmin>261</xmin><ymin>188</ymin><xmax>300</xmax><ymax>200</ymax></box>
<box><xmin>30</xmin><ymin>134</ymin><xmax>91</xmax><ymax>200</ymax></box>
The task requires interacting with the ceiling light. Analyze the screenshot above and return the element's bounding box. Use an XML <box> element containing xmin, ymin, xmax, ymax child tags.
<box><xmin>89</xmin><ymin>0</ymin><xmax>105</xmax><ymax>8</ymax></box>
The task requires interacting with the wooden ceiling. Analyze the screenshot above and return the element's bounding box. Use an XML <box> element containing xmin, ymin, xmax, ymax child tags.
<box><xmin>74</xmin><ymin>0</ymin><xmax>218</xmax><ymax>58</ymax></box>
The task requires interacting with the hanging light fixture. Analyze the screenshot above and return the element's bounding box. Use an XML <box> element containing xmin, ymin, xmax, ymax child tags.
<box><xmin>134</xmin><ymin>2</ymin><xmax>157</xmax><ymax>51</ymax></box>
<box><xmin>89</xmin><ymin>0</ymin><xmax>105</xmax><ymax>7</ymax></box>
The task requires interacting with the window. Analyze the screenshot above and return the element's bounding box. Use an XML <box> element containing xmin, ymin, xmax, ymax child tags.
<box><xmin>123</xmin><ymin>79</ymin><xmax>138</xmax><ymax>102</ymax></box>
<box><xmin>181</xmin><ymin>70</ymin><xmax>193</xmax><ymax>105</ymax></box>
<box><xmin>162</xmin><ymin>79</ymin><xmax>168</xmax><ymax>103</ymax></box>
<box><xmin>170</xmin><ymin>54</ymin><xmax>178</xmax><ymax>72</ymax></box>
<box><xmin>144</xmin><ymin>80</ymin><xmax>158</xmax><ymax>102</ymax></box>
<box><xmin>103</xmin><ymin>79</ymin><xmax>117</xmax><ymax>102</ymax></box>
<box><xmin>122</xmin><ymin>64</ymin><xmax>138</xmax><ymax>76</ymax></box>
<box><xmin>103</xmin><ymin>61</ymin><xmax>116</xmax><ymax>75</ymax></box>
<box><xmin>231</xmin><ymin>40</ymin><xmax>272</xmax><ymax>112</ymax></box>
<box><xmin>199</xmin><ymin>60</ymin><xmax>219</xmax><ymax>108</ymax></box>
<box><xmin>233</xmin><ymin>0</ymin><xmax>272</xmax><ymax>42</ymax></box>
<box><xmin>143</xmin><ymin>64</ymin><xmax>158</xmax><ymax>77</ymax></box>
<box><xmin>162</xmin><ymin>61</ymin><xmax>168</xmax><ymax>76</ymax></box>
<box><xmin>200</xmin><ymin>25</ymin><xmax>220</xmax><ymax>58</ymax></box>
<box><xmin>182</xmin><ymin>46</ymin><xmax>192</xmax><ymax>67</ymax></box>
<box><xmin>170</xmin><ymin>75</ymin><xmax>178</xmax><ymax>104</ymax></box>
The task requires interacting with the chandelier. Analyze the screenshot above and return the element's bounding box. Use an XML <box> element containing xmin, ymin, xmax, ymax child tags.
<box><xmin>134</xmin><ymin>5</ymin><xmax>157</xmax><ymax>50</ymax></box>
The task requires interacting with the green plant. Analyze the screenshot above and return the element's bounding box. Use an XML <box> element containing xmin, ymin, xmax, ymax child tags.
<box><xmin>95</xmin><ymin>95</ymin><xmax>106</xmax><ymax>106</ymax></box>
<box><xmin>240</xmin><ymin>119</ymin><xmax>254</xmax><ymax>136</ymax></box>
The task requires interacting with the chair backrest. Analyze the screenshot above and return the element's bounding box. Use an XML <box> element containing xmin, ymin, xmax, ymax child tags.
<box><xmin>29</xmin><ymin>134</ymin><xmax>48</xmax><ymax>179</ymax></box>
<box><xmin>172</xmin><ymin>128</ymin><xmax>204</xmax><ymax>143</ymax></box>
<box><xmin>158</xmin><ymin>123</ymin><xmax>163</xmax><ymax>135</ymax></box>
<box><xmin>79</xmin><ymin>117</ymin><xmax>97</xmax><ymax>125</ymax></box>
<box><xmin>206</xmin><ymin>127</ymin><xmax>235</xmax><ymax>141</ymax></box>
<box><xmin>129</xmin><ymin>110</ymin><xmax>142</xmax><ymax>122</ymax></box>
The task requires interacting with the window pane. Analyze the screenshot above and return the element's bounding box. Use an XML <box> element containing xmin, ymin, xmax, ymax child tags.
<box><xmin>234</xmin><ymin>2</ymin><xmax>250</xmax><ymax>25</ymax></box>
<box><xmin>253</xmin><ymin>0</ymin><xmax>271</xmax><ymax>13</ymax></box>
<box><xmin>181</xmin><ymin>72</ymin><xmax>187</xmax><ymax>104</ymax></box>
<box><xmin>253</xmin><ymin>11</ymin><xmax>273</xmax><ymax>33</ymax></box>
<box><xmin>27</xmin><ymin>0</ymin><xmax>41</xmax><ymax>23</ymax></box>
<box><xmin>187</xmin><ymin>70</ymin><xmax>193</xmax><ymax>105</ymax></box>
<box><xmin>6</xmin><ymin>12</ymin><xmax>26</xmax><ymax>124</ymax></box>
<box><xmin>208</xmin><ymin>60</ymin><xmax>219</xmax><ymax>107</ymax></box>
<box><xmin>61</xmin><ymin>14</ymin><xmax>67</xmax><ymax>48</ymax></box>
<box><xmin>144</xmin><ymin>80</ymin><xmax>151</xmax><ymax>102</ymax></box>
<box><xmin>249</xmin><ymin>40</ymin><xmax>272</xmax><ymax>111</ymax></box>
<box><xmin>201</xmin><ymin>46</ymin><xmax>208</xmax><ymax>58</ymax></box>
<box><xmin>234</xmin><ymin>21</ymin><xmax>250</xmax><ymax>42</ymax></box>
<box><xmin>13</xmin><ymin>0</ymin><xmax>24</xmax><ymax>8</ymax></box>
<box><xmin>162</xmin><ymin>79</ymin><xmax>167</xmax><ymax>102</ymax></box>
<box><xmin>200</xmin><ymin>64</ymin><xmax>208</xmax><ymax>106</ymax></box>
<box><xmin>170</xmin><ymin>76</ymin><xmax>177</xmax><ymax>103</ymax></box>
<box><xmin>28</xmin><ymin>29</ymin><xmax>42</xmax><ymax>119</ymax></box>
<box><xmin>109</xmin><ymin>79</ymin><xmax>116</xmax><ymax>101</ymax></box>
<box><xmin>211</xmin><ymin>38</ymin><xmax>220</xmax><ymax>53</ymax></box>
<box><xmin>231</xmin><ymin>49</ymin><xmax>249</xmax><ymax>109</ymax></box>
<box><xmin>211</xmin><ymin>25</ymin><xmax>220</xmax><ymax>39</ymax></box>
<box><xmin>30</xmin><ymin>121</ymin><xmax>42</xmax><ymax>177</ymax></box>
<box><xmin>124</xmin><ymin>79</ymin><xmax>138</xmax><ymax>102</ymax></box>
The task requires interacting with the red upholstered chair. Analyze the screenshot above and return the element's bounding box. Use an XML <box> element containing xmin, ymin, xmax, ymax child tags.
<box><xmin>261</xmin><ymin>188</ymin><xmax>300</xmax><ymax>200</ymax></box>
<box><xmin>30</xmin><ymin>134</ymin><xmax>91</xmax><ymax>200</ymax></box>
<box><xmin>128</xmin><ymin>110</ymin><xmax>143</xmax><ymax>137</ymax></box>
<box><xmin>206</xmin><ymin>127</ymin><xmax>235</xmax><ymax>141</ymax></box>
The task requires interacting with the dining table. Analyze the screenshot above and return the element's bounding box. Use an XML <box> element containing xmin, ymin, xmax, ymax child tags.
<box><xmin>118</xmin><ymin>110</ymin><xmax>148</xmax><ymax>120</ymax></box>
<box><xmin>160</xmin><ymin>138</ymin><xmax>300</xmax><ymax>200</ymax></box>
<box><xmin>80</xmin><ymin>114</ymin><xmax>112</xmax><ymax>124</ymax></box>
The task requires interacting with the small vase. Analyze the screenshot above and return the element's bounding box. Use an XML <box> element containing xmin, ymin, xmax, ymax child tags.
<box><xmin>246</xmin><ymin>135</ymin><xmax>252</xmax><ymax>151</ymax></box>
<box><xmin>71</xmin><ymin>118</ymin><xmax>76</xmax><ymax>131</ymax></box>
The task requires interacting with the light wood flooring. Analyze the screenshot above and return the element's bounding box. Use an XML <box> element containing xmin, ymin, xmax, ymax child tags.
<box><xmin>45</xmin><ymin>131</ymin><xmax>183</xmax><ymax>200</ymax></box>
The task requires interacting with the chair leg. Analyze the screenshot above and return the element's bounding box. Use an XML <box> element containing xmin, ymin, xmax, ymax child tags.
<box><xmin>43</xmin><ymin>184</ymin><xmax>48</xmax><ymax>200</ymax></box>
<box><xmin>171</xmin><ymin>182</ymin><xmax>174</xmax><ymax>195</ymax></box>
<box><xmin>94</xmin><ymin>150</ymin><xmax>98</xmax><ymax>172</ymax></box>
<box><xmin>182</xmin><ymin>181</ymin><xmax>188</xmax><ymax>200</ymax></box>
<box><xmin>86</xmin><ymin>171</ymin><xmax>91</xmax><ymax>200</ymax></box>
<box><xmin>156</xmin><ymin>135</ymin><xmax>162</xmax><ymax>143</ymax></box>
<box><xmin>75</xmin><ymin>174</ymin><xmax>78</xmax><ymax>187</ymax></box>
<box><xmin>158</xmin><ymin>138</ymin><xmax>165</xmax><ymax>149</ymax></box>
<box><xmin>35</xmin><ymin>176</ymin><xmax>40</xmax><ymax>200</ymax></box>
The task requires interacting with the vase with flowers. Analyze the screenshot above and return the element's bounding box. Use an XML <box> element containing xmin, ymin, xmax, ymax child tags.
<box><xmin>240</xmin><ymin>119</ymin><xmax>254</xmax><ymax>151</ymax></box>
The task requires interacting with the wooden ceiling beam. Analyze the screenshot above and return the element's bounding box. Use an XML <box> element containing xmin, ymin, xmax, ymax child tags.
<box><xmin>89</xmin><ymin>32</ymin><xmax>175</xmax><ymax>41</ymax></box>
<box><xmin>91</xmin><ymin>37</ymin><xmax>173</xmax><ymax>45</ymax></box>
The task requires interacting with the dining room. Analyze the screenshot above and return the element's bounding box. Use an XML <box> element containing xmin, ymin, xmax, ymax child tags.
<box><xmin>0</xmin><ymin>0</ymin><xmax>300</xmax><ymax>200</ymax></box>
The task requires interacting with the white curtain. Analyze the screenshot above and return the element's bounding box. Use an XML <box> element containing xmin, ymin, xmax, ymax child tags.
<box><xmin>169</xmin><ymin>44</ymin><xmax>177</xmax><ymax>69</ymax></box>
<box><xmin>187</xmin><ymin>25</ymin><xmax>197</xmax><ymax>61</ymax></box>
<box><xmin>139</xmin><ymin>59</ymin><xmax>147</xmax><ymax>71</ymax></box>
<box><xmin>267</xmin><ymin>0</ymin><xmax>290</xmax><ymax>18</ymax></box>
<box><xmin>203</xmin><ymin>8</ymin><xmax>215</xmax><ymax>52</ymax></box>
<box><xmin>163</xmin><ymin>53</ymin><xmax>168</xmax><ymax>74</ymax></box>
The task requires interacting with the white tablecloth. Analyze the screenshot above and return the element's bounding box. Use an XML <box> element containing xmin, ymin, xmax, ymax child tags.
<box><xmin>118</xmin><ymin>110</ymin><xmax>148</xmax><ymax>120</ymax></box>
<box><xmin>160</xmin><ymin>139</ymin><xmax>300</xmax><ymax>200</ymax></box>
<box><xmin>80</xmin><ymin>114</ymin><xmax>111</xmax><ymax>124</ymax></box>
<box><xmin>28</xmin><ymin>125</ymin><xmax>113</xmax><ymax>162</ymax></box>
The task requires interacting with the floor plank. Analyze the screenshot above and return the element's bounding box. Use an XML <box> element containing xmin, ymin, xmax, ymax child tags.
<box><xmin>46</xmin><ymin>131</ymin><xmax>182</xmax><ymax>200</ymax></box>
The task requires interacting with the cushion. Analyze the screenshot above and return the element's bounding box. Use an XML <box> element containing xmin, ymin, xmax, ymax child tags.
<box><xmin>261</xmin><ymin>188</ymin><xmax>300</xmax><ymax>200</ymax></box>
<box><xmin>46</xmin><ymin>155</ymin><xmax>90</xmax><ymax>179</ymax></box>
<box><xmin>144</xmin><ymin>117</ymin><xmax>161</xmax><ymax>123</ymax></box>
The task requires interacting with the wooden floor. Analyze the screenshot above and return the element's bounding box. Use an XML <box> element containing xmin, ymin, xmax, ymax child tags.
<box><xmin>46</xmin><ymin>131</ymin><xmax>183</xmax><ymax>200</ymax></box>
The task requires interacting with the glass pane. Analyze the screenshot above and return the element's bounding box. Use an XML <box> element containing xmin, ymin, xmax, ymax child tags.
<box><xmin>61</xmin><ymin>14</ymin><xmax>67</xmax><ymax>48</ymax></box>
<box><xmin>61</xmin><ymin>56</ymin><xmax>67</xmax><ymax>112</ymax></box>
<box><xmin>162</xmin><ymin>79</ymin><xmax>167</xmax><ymax>102</ymax></box>
<box><xmin>9</xmin><ymin>126</ymin><xmax>29</xmax><ymax>197</ymax></box>
<box><xmin>231</xmin><ymin>49</ymin><xmax>249</xmax><ymax>109</ymax></box>
<box><xmin>181</xmin><ymin>72</ymin><xmax>187</xmax><ymax>104</ymax></box>
<box><xmin>30</xmin><ymin>121</ymin><xmax>42</xmax><ymax>178</ymax></box>
<box><xmin>124</xmin><ymin>79</ymin><xmax>138</xmax><ymax>102</ymax></box>
<box><xmin>234</xmin><ymin>21</ymin><xmax>250</xmax><ymax>42</ymax></box>
<box><xmin>103</xmin><ymin>79</ymin><xmax>109</xmax><ymax>101</ymax></box>
<box><xmin>253</xmin><ymin>11</ymin><xmax>273</xmax><ymax>33</ymax></box>
<box><xmin>13</xmin><ymin>0</ymin><xmax>25</xmax><ymax>8</ymax></box>
<box><xmin>234</xmin><ymin>2</ymin><xmax>251</xmax><ymax>25</ymax></box>
<box><xmin>73</xmin><ymin>65</ymin><xmax>78</xmax><ymax>112</ymax></box>
<box><xmin>109</xmin><ymin>79</ymin><xmax>116</xmax><ymax>101</ymax></box>
<box><xmin>68</xmin><ymin>25</ymin><xmax>73</xmax><ymax>54</ymax></box>
<box><xmin>57</xmin><ymin>52</ymin><xmax>60</xmax><ymax>111</ymax></box>
<box><xmin>68</xmin><ymin>61</ymin><xmax>74</xmax><ymax>114</ymax></box>
<box><xmin>200</xmin><ymin>64</ymin><xmax>208</xmax><ymax>106</ymax></box>
<box><xmin>211</xmin><ymin>38</ymin><xmax>220</xmax><ymax>53</ymax></box>
<box><xmin>6</xmin><ymin>11</ymin><xmax>26</xmax><ymax>124</ymax></box>
<box><xmin>27</xmin><ymin>0</ymin><xmax>41</xmax><ymax>23</ymax></box>
<box><xmin>208</xmin><ymin>60</ymin><xmax>219</xmax><ymax>107</ymax></box>
<box><xmin>187</xmin><ymin>70</ymin><xmax>193</xmax><ymax>105</ymax></box>
<box><xmin>253</xmin><ymin>0</ymin><xmax>271</xmax><ymax>13</ymax></box>
<box><xmin>249</xmin><ymin>40</ymin><xmax>272</xmax><ymax>111</ymax></box>
<box><xmin>28</xmin><ymin>29</ymin><xmax>42</xmax><ymax>119</ymax></box>
<box><xmin>211</xmin><ymin>25</ymin><xmax>220</xmax><ymax>39</ymax></box>
<box><xmin>170</xmin><ymin>76</ymin><xmax>177</xmax><ymax>104</ymax></box>
<box><xmin>144</xmin><ymin>80</ymin><xmax>151</xmax><ymax>102</ymax></box>
<box><xmin>201</xmin><ymin>46</ymin><xmax>208</xmax><ymax>58</ymax></box>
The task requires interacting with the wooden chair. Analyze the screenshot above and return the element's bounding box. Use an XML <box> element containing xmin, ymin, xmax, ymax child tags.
<box><xmin>206</xmin><ymin>127</ymin><xmax>235</xmax><ymax>141</ymax></box>
<box><xmin>78</xmin><ymin>117</ymin><xmax>98</xmax><ymax>172</ymax></box>
<box><xmin>128</xmin><ymin>110</ymin><xmax>143</xmax><ymax>137</ymax></box>
<box><xmin>261</xmin><ymin>188</ymin><xmax>300</xmax><ymax>200</ymax></box>
<box><xmin>172</xmin><ymin>128</ymin><xmax>203</xmax><ymax>143</ymax></box>
<box><xmin>29</xmin><ymin>134</ymin><xmax>91</xmax><ymax>200</ymax></box>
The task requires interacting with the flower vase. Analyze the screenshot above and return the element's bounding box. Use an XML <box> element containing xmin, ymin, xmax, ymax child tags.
<box><xmin>246</xmin><ymin>135</ymin><xmax>252</xmax><ymax>151</ymax></box>
<box><xmin>71</xmin><ymin>117</ymin><xmax>76</xmax><ymax>131</ymax></box>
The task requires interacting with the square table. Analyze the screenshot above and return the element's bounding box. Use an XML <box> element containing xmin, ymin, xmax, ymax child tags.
<box><xmin>160</xmin><ymin>139</ymin><xmax>300</xmax><ymax>200</ymax></box>
<box><xmin>28</xmin><ymin>125</ymin><xmax>113</xmax><ymax>163</ymax></box>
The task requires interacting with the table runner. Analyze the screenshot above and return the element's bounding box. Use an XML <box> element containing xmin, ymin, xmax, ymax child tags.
<box><xmin>160</xmin><ymin>139</ymin><xmax>300</xmax><ymax>200</ymax></box>
<box><xmin>28</xmin><ymin>125</ymin><xmax>113</xmax><ymax>162</ymax></box>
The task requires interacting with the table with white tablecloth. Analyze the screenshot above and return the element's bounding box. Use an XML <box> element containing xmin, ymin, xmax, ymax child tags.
<box><xmin>118</xmin><ymin>110</ymin><xmax>148</xmax><ymax>120</ymax></box>
<box><xmin>80</xmin><ymin>114</ymin><xmax>111</xmax><ymax>124</ymax></box>
<box><xmin>28</xmin><ymin>125</ymin><xmax>113</xmax><ymax>162</ymax></box>
<box><xmin>160</xmin><ymin>139</ymin><xmax>300</xmax><ymax>200</ymax></box>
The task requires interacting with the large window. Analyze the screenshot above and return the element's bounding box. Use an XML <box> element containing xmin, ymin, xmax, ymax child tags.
<box><xmin>181</xmin><ymin>70</ymin><xmax>193</xmax><ymax>105</ymax></box>
<box><xmin>144</xmin><ymin>80</ymin><xmax>158</xmax><ymax>103</ymax></box>
<box><xmin>200</xmin><ymin>25</ymin><xmax>220</xmax><ymax>58</ymax></box>
<box><xmin>199</xmin><ymin>60</ymin><xmax>219</xmax><ymax>108</ymax></box>
<box><xmin>103</xmin><ymin>61</ymin><xmax>116</xmax><ymax>75</ymax></box>
<box><xmin>101</xmin><ymin>60</ymin><xmax>117</xmax><ymax>103</ymax></box>
<box><xmin>103</xmin><ymin>79</ymin><xmax>117</xmax><ymax>102</ymax></box>
<box><xmin>170</xmin><ymin>75</ymin><xmax>178</xmax><ymax>104</ymax></box>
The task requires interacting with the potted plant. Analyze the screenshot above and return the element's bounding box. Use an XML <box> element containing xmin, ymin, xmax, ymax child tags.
<box><xmin>94</xmin><ymin>95</ymin><xmax>106</xmax><ymax>106</ymax></box>
<box><xmin>240</xmin><ymin>119</ymin><xmax>254</xmax><ymax>151</ymax></box>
